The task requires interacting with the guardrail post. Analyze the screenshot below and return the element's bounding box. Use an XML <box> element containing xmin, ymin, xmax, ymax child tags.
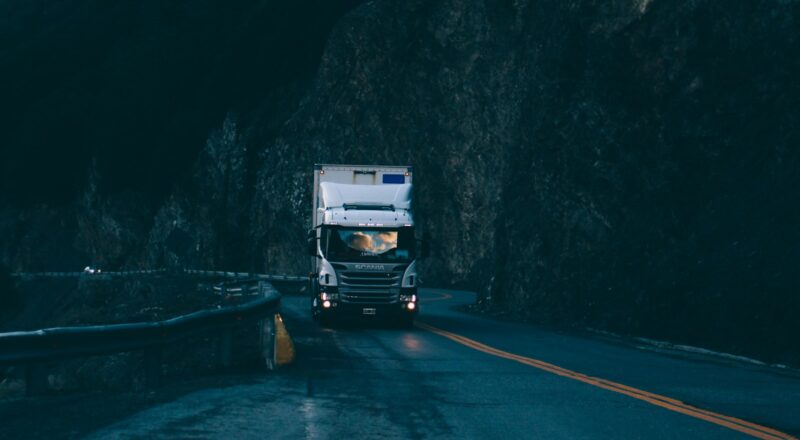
<box><xmin>144</xmin><ymin>347</ymin><xmax>162</xmax><ymax>388</ymax></box>
<box><xmin>219</xmin><ymin>329</ymin><xmax>233</xmax><ymax>368</ymax></box>
<box><xmin>25</xmin><ymin>362</ymin><xmax>48</xmax><ymax>396</ymax></box>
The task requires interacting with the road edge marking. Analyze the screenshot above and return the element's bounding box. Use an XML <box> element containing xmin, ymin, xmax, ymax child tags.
<box><xmin>416</xmin><ymin>321</ymin><xmax>796</xmax><ymax>440</ymax></box>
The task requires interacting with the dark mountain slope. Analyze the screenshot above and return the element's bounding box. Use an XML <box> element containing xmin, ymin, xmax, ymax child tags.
<box><xmin>226</xmin><ymin>0</ymin><xmax>797</xmax><ymax>362</ymax></box>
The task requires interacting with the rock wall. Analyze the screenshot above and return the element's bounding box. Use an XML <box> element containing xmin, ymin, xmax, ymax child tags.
<box><xmin>233</xmin><ymin>0</ymin><xmax>798</xmax><ymax>361</ymax></box>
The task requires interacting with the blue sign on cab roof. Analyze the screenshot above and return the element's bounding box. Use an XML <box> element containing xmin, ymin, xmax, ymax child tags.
<box><xmin>382</xmin><ymin>174</ymin><xmax>405</xmax><ymax>184</ymax></box>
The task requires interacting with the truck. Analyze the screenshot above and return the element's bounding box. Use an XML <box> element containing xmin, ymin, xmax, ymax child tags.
<box><xmin>307</xmin><ymin>164</ymin><xmax>428</xmax><ymax>326</ymax></box>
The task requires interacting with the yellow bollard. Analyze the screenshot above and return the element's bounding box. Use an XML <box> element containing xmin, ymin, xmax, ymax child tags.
<box><xmin>274</xmin><ymin>314</ymin><xmax>295</xmax><ymax>366</ymax></box>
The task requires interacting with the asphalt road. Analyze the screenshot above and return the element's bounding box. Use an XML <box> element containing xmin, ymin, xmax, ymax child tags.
<box><xmin>80</xmin><ymin>288</ymin><xmax>799</xmax><ymax>439</ymax></box>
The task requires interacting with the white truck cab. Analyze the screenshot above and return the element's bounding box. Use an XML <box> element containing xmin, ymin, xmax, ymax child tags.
<box><xmin>308</xmin><ymin>164</ymin><xmax>427</xmax><ymax>326</ymax></box>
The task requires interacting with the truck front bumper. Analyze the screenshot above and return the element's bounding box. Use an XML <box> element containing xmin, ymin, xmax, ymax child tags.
<box><xmin>313</xmin><ymin>298</ymin><xmax>418</xmax><ymax>320</ymax></box>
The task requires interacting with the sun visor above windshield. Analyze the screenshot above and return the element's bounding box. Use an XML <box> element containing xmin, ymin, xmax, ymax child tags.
<box><xmin>320</xmin><ymin>182</ymin><xmax>412</xmax><ymax>210</ymax></box>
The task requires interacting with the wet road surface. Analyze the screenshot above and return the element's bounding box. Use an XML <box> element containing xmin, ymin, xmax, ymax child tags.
<box><xmin>81</xmin><ymin>289</ymin><xmax>800</xmax><ymax>439</ymax></box>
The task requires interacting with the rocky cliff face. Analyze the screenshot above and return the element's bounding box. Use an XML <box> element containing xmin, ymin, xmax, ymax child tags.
<box><xmin>242</xmin><ymin>0</ymin><xmax>797</xmax><ymax>361</ymax></box>
<box><xmin>2</xmin><ymin>0</ymin><xmax>798</xmax><ymax>362</ymax></box>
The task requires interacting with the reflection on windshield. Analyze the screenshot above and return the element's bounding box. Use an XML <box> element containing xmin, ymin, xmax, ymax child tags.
<box><xmin>322</xmin><ymin>227</ymin><xmax>415</xmax><ymax>262</ymax></box>
<box><xmin>340</xmin><ymin>230</ymin><xmax>397</xmax><ymax>255</ymax></box>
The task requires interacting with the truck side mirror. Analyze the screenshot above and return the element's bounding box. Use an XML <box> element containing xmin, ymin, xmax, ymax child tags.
<box><xmin>308</xmin><ymin>229</ymin><xmax>318</xmax><ymax>256</ymax></box>
<box><xmin>307</xmin><ymin>236</ymin><xmax>317</xmax><ymax>256</ymax></box>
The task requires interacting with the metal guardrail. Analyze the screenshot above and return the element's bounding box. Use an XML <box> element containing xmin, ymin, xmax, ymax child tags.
<box><xmin>10</xmin><ymin>268</ymin><xmax>307</xmax><ymax>283</ymax></box>
<box><xmin>9</xmin><ymin>268</ymin><xmax>169</xmax><ymax>280</ymax></box>
<box><xmin>0</xmin><ymin>280</ymin><xmax>283</xmax><ymax>395</ymax></box>
<box><xmin>182</xmin><ymin>269</ymin><xmax>307</xmax><ymax>294</ymax></box>
<box><xmin>211</xmin><ymin>278</ymin><xmax>264</xmax><ymax>297</ymax></box>
<box><xmin>183</xmin><ymin>269</ymin><xmax>306</xmax><ymax>282</ymax></box>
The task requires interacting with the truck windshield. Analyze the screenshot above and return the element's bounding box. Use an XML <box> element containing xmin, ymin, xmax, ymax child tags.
<box><xmin>322</xmin><ymin>227</ymin><xmax>415</xmax><ymax>262</ymax></box>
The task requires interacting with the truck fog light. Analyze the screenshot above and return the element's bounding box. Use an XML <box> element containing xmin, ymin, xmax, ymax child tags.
<box><xmin>323</xmin><ymin>300</ymin><xmax>331</xmax><ymax>309</ymax></box>
<box><xmin>407</xmin><ymin>302</ymin><xmax>416</xmax><ymax>311</ymax></box>
<box><xmin>412</xmin><ymin>294</ymin><xmax>417</xmax><ymax>302</ymax></box>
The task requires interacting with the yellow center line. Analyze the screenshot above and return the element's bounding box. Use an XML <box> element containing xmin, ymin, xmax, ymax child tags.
<box><xmin>415</xmin><ymin>321</ymin><xmax>796</xmax><ymax>440</ymax></box>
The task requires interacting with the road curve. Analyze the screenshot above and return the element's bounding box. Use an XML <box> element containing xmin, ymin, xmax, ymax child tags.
<box><xmin>84</xmin><ymin>288</ymin><xmax>800</xmax><ymax>439</ymax></box>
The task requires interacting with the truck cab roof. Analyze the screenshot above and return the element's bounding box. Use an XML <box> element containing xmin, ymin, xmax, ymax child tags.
<box><xmin>319</xmin><ymin>182</ymin><xmax>413</xmax><ymax>228</ymax></box>
<box><xmin>312</xmin><ymin>165</ymin><xmax>414</xmax><ymax>229</ymax></box>
<box><xmin>319</xmin><ymin>182</ymin><xmax>412</xmax><ymax>210</ymax></box>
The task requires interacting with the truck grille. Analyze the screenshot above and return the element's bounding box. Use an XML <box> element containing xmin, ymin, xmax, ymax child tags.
<box><xmin>335</xmin><ymin>265</ymin><xmax>406</xmax><ymax>304</ymax></box>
